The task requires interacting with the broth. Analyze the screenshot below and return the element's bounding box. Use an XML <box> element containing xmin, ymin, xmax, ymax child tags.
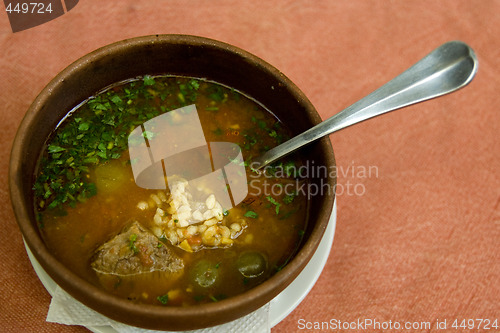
<box><xmin>34</xmin><ymin>76</ymin><xmax>308</xmax><ymax>306</ymax></box>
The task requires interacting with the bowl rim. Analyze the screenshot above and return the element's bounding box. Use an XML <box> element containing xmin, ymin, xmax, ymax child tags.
<box><xmin>9</xmin><ymin>34</ymin><xmax>336</xmax><ymax>330</ymax></box>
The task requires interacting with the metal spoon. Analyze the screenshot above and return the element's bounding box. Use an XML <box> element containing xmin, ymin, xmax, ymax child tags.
<box><xmin>252</xmin><ymin>41</ymin><xmax>478</xmax><ymax>170</ymax></box>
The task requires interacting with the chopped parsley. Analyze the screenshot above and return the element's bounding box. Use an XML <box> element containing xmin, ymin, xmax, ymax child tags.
<box><xmin>129</xmin><ymin>233</ymin><xmax>139</xmax><ymax>254</ymax></box>
<box><xmin>242</xmin><ymin>133</ymin><xmax>257</xmax><ymax>150</ymax></box>
<box><xmin>157</xmin><ymin>294</ymin><xmax>169</xmax><ymax>305</ymax></box>
<box><xmin>33</xmin><ymin>76</ymin><xmax>201</xmax><ymax>212</ymax></box>
<box><xmin>266</xmin><ymin>196</ymin><xmax>281</xmax><ymax>215</ymax></box>
<box><xmin>244</xmin><ymin>210</ymin><xmax>258</xmax><ymax>218</ymax></box>
<box><xmin>207</xmin><ymin>85</ymin><xmax>227</xmax><ymax>102</ymax></box>
<box><xmin>283</xmin><ymin>161</ymin><xmax>297</xmax><ymax>177</ymax></box>
<box><xmin>143</xmin><ymin>75</ymin><xmax>155</xmax><ymax>86</ymax></box>
<box><xmin>283</xmin><ymin>193</ymin><xmax>296</xmax><ymax>204</ymax></box>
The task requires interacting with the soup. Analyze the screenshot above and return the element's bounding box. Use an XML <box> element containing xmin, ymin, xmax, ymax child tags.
<box><xmin>33</xmin><ymin>76</ymin><xmax>308</xmax><ymax>306</ymax></box>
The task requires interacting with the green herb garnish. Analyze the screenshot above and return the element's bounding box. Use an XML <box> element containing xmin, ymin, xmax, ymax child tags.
<box><xmin>207</xmin><ymin>85</ymin><xmax>227</xmax><ymax>102</ymax></box>
<box><xmin>143</xmin><ymin>75</ymin><xmax>155</xmax><ymax>86</ymax></box>
<box><xmin>284</xmin><ymin>161</ymin><xmax>297</xmax><ymax>177</ymax></box>
<box><xmin>257</xmin><ymin>120</ymin><xmax>267</xmax><ymax>129</ymax></box>
<box><xmin>157</xmin><ymin>294</ymin><xmax>169</xmax><ymax>305</ymax></box>
<box><xmin>266</xmin><ymin>196</ymin><xmax>281</xmax><ymax>215</ymax></box>
<box><xmin>244</xmin><ymin>210</ymin><xmax>258</xmax><ymax>218</ymax></box>
<box><xmin>47</xmin><ymin>145</ymin><xmax>65</xmax><ymax>153</ymax></box>
<box><xmin>242</xmin><ymin>133</ymin><xmax>257</xmax><ymax>150</ymax></box>
<box><xmin>283</xmin><ymin>193</ymin><xmax>296</xmax><ymax>204</ymax></box>
<box><xmin>129</xmin><ymin>233</ymin><xmax>139</xmax><ymax>254</ymax></box>
<box><xmin>33</xmin><ymin>77</ymin><xmax>203</xmax><ymax>212</ymax></box>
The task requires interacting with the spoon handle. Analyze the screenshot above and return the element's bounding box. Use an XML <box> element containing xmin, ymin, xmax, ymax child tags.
<box><xmin>253</xmin><ymin>41</ymin><xmax>478</xmax><ymax>169</ymax></box>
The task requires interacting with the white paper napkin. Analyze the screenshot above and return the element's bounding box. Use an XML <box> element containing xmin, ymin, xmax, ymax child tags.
<box><xmin>47</xmin><ymin>285</ymin><xmax>270</xmax><ymax>333</ymax></box>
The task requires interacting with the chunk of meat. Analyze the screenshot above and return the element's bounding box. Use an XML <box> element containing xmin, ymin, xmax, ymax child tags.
<box><xmin>91</xmin><ymin>221</ymin><xmax>183</xmax><ymax>276</ymax></box>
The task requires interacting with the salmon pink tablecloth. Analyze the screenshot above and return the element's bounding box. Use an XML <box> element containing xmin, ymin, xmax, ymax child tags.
<box><xmin>1</xmin><ymin>1</ymin><xmax>498</xmax><ymax>332</ymax></box>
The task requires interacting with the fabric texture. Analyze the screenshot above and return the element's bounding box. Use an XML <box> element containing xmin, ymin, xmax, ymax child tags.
<box><xmin>1</xmin><ymin>1</ymin><xmax>498</xmax><ymax>332</ymax></box>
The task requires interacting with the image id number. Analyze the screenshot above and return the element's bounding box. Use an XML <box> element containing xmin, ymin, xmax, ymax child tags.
<box><xmin>452</xmin><ymin>318</ymin><xmax>499</xmax><ymax>330</ymax></box>
<box><xmin>5</xmin><ymin>2</ymin><xmax>53</xmax><ymax>14</ymax></box>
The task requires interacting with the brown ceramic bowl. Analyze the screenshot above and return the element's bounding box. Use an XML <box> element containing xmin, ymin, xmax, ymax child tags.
<box><xmin>9</xmin><ymin>35</ymin><xmax>335</xmax><ymax>331</ymax></box>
